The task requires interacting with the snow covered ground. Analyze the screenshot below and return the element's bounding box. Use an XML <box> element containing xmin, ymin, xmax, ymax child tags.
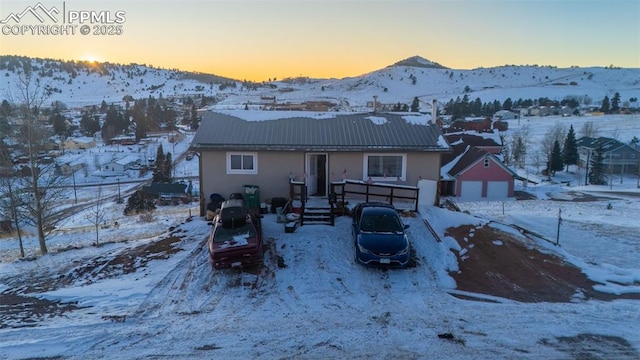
<box><xmin>0</xmin><ymin>114</ymin><xmax>639</xmax><ymax>359</ymax></box>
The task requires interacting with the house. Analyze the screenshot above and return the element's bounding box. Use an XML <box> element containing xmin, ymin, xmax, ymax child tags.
<box><xmin>450</xmin><ymin>117</ymin><xmax>492</xmax><ymax>133</ymax></box>
<box><xmin>142</xmin><ymin>182</ymin><xmax>190</xmax><ymax>204</ymax></box>
<box><xmin>96</xmin><ymin>160</ymin><xmax>126</xmax><ymax>177</ymax></box>
<box><xmin>440</xmin><ymin>135</ymin><xmax>516</xmax><ymax>201</ymax></box>
<box><xmin>576</xmin><ymin>137</ymin><xmax>639</xmax><ymax>175</ymax></box>
<box><xmin>57</xmin><ymin>160</ymin><xmax>86</xmax><ymax>176</ymax></box>
<box><xmin>190</xmin><ymin>111</ymin><xmax>451</xmax><ymax>214</ymax></box>
<box><xmin>444</xmin><ymin>134</ymin><xmax>502</xmax><ymax>155</ymax></box>
<box><xmin>494</xmin><ymin>110</ymin><xmax>518</xmax><ymax>120</ymax></box>
<box><xmin>62</xmin><ymin>136</ymin><xmax>97</xmax><ymax>150</ymax></box>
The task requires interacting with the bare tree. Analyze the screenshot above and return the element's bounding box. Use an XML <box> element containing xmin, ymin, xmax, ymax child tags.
<box><xmin>85</xmin><ymin>184</ymin><xmax>106</xmax><ymax>245</ymax></box>
<box><xmin>0</xmin><ymin>177</ymin><xmax>28</xmax><ymax>258</ymax></box>
<box><xmin>6</xmin><ymin>63</ymin><xmax>68</xmax><ymax>254</ymax></box>
<box><xmin>579</xmin><ymin>121</ymin><xmax>599</xmax><ymax>138</ymax></box>
<box><xmin>509</xmin><ymin>124</ymin><xmax>531</xmax><ymax>169</ymax></box>
<box><xmin>540</xmin><ymin>123</ymin><xmax>567</xmax><ymax>178</ymax></box>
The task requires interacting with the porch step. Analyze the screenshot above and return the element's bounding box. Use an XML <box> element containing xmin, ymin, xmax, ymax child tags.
<box><xmin>301</xmin><ymin>207</ymin><xmax>334</xmax><ymax>226</ymax></box>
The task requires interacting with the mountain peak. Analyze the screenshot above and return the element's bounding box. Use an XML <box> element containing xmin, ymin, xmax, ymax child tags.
<box><xmin>390</xmin><ymin>56</ymin><xmax>448</xmax><ymax>69</ymax></box>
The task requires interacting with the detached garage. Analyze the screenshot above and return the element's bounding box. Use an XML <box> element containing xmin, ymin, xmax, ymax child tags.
<box><xmin>441</xmin><ymin>146</ymin><xmax>516</xmax><ymax>201</ymax></box>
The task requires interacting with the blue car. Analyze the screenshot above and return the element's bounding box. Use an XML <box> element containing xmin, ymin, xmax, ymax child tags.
<box><xmin>352</xmin><ymin>202</ymin><xmax>410</xmax><ymax>267</ymax></box>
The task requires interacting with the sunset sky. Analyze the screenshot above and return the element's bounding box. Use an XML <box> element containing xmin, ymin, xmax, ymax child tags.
<box><xmin>1</xmin><ymin>0</ymin><xmax>638</xmax><ymax>81</ymax></box>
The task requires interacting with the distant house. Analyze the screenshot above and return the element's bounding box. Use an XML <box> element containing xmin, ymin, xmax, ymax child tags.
<box><xmin>142</xmin><ymin>182</ymin><xmax>190</xmax><ymax>204</ymax></box>
<box><xmin>450</xmin><ymin>117</ymin><xmax>492</xmax><ymax>133</ymax></box>
<box><xmin>444</xmin><ymin>134</ymin><xmax>502</xmax><ymax>155</ymax></box>
<box><xmin>576</xmin><ymin>137</ymin><xmax>639</xmax><ymax>176</ymax></box>
<box><xmin>440</xmin><ymin>135</ymin><xmax>516</xmax><ymax>201</ymax></box>
<box><xmin>97</xmin><ymin>160</ymin><xmax>126</xmax><ymax>177</ymax></box>
<box><xmin>190</xmin><ymin>111</ymin><xmax>451</xmax><ymax>214</ymax></box>
<box><xmin>109</xmin><ymin>134</ymin><xmax>137</xmax><ymax>146</ymax></box>
<box><xmin>62</xmin><ymin>136</ymin><xmax>96</xmax><ymax>150</ymax></box>
<box><xmin>527</xmin><ymin>106</ymin><xmax>553</xmax><ymax>117</ymax></box>
<box><xmin>494</xmin><ymin>110</ymin><xmax>518</xmax><ymax>120</ymax></box>
<box><xmin>57</xmin><ymin>160</ymin><xmax>86</xmax><ymax>176</ymax></box>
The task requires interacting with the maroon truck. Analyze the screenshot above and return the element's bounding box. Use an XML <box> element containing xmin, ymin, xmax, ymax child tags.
<box><xmin>208</xmin><ymin>199</ymin><xmax>264</xmax><ymax>269</ymax></box>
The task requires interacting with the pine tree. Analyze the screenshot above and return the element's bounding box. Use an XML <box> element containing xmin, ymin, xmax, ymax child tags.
<box><xmin>190</xmin><ymin>104</ymin><xmax>199</xmax><ymax>130</ymax></box>
<box><xmin>124</xmin><ymin>190</ymin><xmax>156</xmax><ymax>215</ymax></box>
<box><xmin>50</xmin><ymin>111</ymin><xmax>67</xmax><ymax>136</ymax></box>
<box><xmin>512</xmin><ymin>136</ymin><xmax>526</xmax><ymax>168</ymax></box>
<box><xmin>502</xmin><ymin>97</ymin><xmax>513</xmax><ymax>110</ymax></box>
<box><xmin>152</xmin><ymin>144</ymin><xmax>166</xmax><ymax>182</ymax></box>
<box><xmin>163</xmin><ymin>152</ymin><xmax>173</xmax><ymax>183</ymax></box>
<box><xmin>611</xmin><ymin>92</ymin><xmax>621</xmax><ymax>113</ymax></box>
<box><xmin>551</xmin><ymin>140</ymin><xmax>564</xmax><ymax>174</ymax></box>
<box><xmin>562</xmin><ymin>124</ymin><xmax>579</xmax><ymax>171</ymax></box>
<box><xmin>600</xmin><ymin>96</ymin><xmax>610</xmax><ymax>113</ymax></box>
<box><xmin>410</xmin><ymin>97</ymin><xmax>420</xmax><ymax>112</ymax></box>
<box><xmin>589</xmin><ymin>145</ymin><xmax>606</xmax><ymax>185</ymax></box>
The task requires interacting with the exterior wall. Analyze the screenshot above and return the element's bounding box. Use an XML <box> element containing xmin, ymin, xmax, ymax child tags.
<box><xmin>454</xmin><ymin>158</ymin><xmax>514</xmax><ymax>198</ymax></box>
<box><xmin>200</xmin><ymin>151</ymin><xmax>303</xmax><ymax>206</ymax></box>
<box><xmin>578</xmin><ymin>146</ymin><xmax>639</xmax><ymax>174</ymax></box>
<box><xmin>199</xmin><ymin>150</ymin><xmax>443</xmax><ymax>210</ymax></box>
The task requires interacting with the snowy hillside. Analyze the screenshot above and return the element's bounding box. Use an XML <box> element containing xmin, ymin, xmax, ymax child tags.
<box><xmin>0</xmin><ymin>56</ymin><xmax>235</xmax><ymax>107</ymax></box>
<box><xmin>2</xmin><ymin>55</ymin><xmax>639</xmax><ymax>111</ymax></box>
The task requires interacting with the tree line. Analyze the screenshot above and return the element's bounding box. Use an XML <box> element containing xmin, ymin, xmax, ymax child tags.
<box><xmin>443</xmin><ymin>93</ymin><xmax>637</xmax><ymax>121</ymax></box>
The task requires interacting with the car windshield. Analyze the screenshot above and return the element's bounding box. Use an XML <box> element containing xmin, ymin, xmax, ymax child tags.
<box><xmin>360</xmin><ymin>213</ymin><xmax>403</xmax><ymax>233</ymax></box>
<box><xmin>213</xmin><ymin>223</ymin><xmax>255</xmax><ymax>244</ymax></box>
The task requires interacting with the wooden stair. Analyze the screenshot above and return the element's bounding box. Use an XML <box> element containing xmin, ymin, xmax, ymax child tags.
<box><xmin>301</xmin><ymin>206</ymin><xmax>334</xmax><ymax>226</ymax></box>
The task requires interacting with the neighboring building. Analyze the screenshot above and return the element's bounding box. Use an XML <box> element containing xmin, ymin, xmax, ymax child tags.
<box><xmin>444</xmin><ymin>134</ymin><xmax>502</xmax><ymax>155</ymax></box>
<box><xmin>494</xmin><ymin>110</ymin><xmax>518</xmax><ymax>120</ymax></box>
<box><xmin>142</xmin><ymin>182</ymin><xmax>190</xmax><ymax>204</ymax></box>
<box><xmin>576</xmin><ymin>137</ymin><xmax>639</xmax><ymax>175</ymax></box>
<box><xmin>109</xmin><ymin>134</ymin><xmax>137</xmax><ymax>145</ymax></box>
<box><xmin>450</xmin><ymin>117</ymin><xmax>492</xmax><ymax>133</ymax></box>
<box><xmin>97</xmin><ymin>160</ymin><xmax>126</xmax><ymax>176</ymax></box>
<box><xmin>57</xmin><ymin>160</ymin><xmax>86</xmax><ymax>176</ymax></box>
<box><xmin>62</xmin><ymin>136</ymin><xmax>96</xmax><ymax>150</ymax></box>
<box><xmin>190</xmin><ymin>111</ymin><xmax>451</xmax><ymax>214</ymax></box>
<box><xmin>440</xmin><ymin>135</ymin><xmax>516</xmax><ymax>201</ymax></box>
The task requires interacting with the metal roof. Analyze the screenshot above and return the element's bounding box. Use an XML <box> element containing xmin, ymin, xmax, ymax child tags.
<box><xmin>576</xmin><ymin>136</ymin><xmax>635</xmax><ymax>153</ymax></box>
<box><xmin>190</xmin><ymin>112</ymin><xmax>450</xmax><ymax>152</ymax></box>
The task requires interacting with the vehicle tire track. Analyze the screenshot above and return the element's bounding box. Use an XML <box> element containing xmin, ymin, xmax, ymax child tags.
<box><xmin>133</xmin><ymin>235</ymin><xmax>220</xmax><ymax>319</ymax></box>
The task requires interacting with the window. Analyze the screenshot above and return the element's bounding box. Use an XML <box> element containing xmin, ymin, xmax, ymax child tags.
<box><xmin>227</xmin><ymin>152</ymin><xmax>257</xmax><ymax>174</ymax></box>
<box><xmin>484</xmin><ymin>158</ymin><xmax>490</xmax><ymax>168</ymax></box>
<box><xmin>364</xmin><ymin>153</ymin><xmax>406</xmax><ymax>181</ymax></box>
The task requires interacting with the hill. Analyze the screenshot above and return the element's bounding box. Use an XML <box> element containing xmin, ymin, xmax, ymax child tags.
<box><xmin>1</xmin><ymin>55</ymin><xmax>639</xmax><ymax>112</ymax></box>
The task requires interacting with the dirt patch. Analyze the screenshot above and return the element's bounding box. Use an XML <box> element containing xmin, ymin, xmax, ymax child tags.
<box><xmin>539</xmin><ymin>333</ymin><xmax>640</xmax><ymax>359</ymax></box>
<box><xmin>0</xmin><ymin>293</ymin><xmax>81</xmax><ymax>329</ymax></box>
<box><xmin>447</xmin><ymin>224</ymin><xmax>640</xmax><ymax>303</ymax></box>
<box><xmin>0</xmin><ymin>228</ymin><xmax>188</xmax><ymax>329</ymax></box>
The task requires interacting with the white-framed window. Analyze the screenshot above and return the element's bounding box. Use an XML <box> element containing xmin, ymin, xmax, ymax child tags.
<box><xmin>226</xmin><ymin>152</ymin><xmax>257</xmax><ymax>175</ymax></box>
<box><xmin>363</xmin><ymin>153</ymin><xmax>406</xmax><ymax>181</ymax></box>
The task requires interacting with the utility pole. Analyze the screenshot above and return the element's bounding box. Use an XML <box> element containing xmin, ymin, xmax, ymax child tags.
<box><xmin>72</xmin><ymin>171</ymin><xmax>77</xmax><ymax>204</ymax></box>
<box><xmin>556</xmin><ymin>208</ymin><xmax>562</xmax><ymax>246</ymax></box>
<box><xmin>585</xmin><ymin>150</ymin><xmax>590</xmax><ymax>185</ymax></box>
<box><xmin>609</xmin><ymin>151</ymin><xmax>613</xmax><ymax>190</ymax></box>
<box><xmin>117</xmin><ymin>178</ymin><xmax>122</xmax><ymax>204</ymax></box>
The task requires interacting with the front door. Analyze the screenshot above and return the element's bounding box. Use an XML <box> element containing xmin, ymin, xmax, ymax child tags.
<box><xmin>305</xmin><ymin>153</ymin><xmax>327</xmax><ymax>196</ymax></box>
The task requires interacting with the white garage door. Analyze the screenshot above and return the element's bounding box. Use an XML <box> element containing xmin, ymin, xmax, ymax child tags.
<box><xmin>487</xmin><ymin>181</ymin><xmax>509</xmax><ymax>199</ymax></box>
<box><xmin>460</xmin><ymin>181</ymin><xmax>483</xmax><ymax>201</ymax></box>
